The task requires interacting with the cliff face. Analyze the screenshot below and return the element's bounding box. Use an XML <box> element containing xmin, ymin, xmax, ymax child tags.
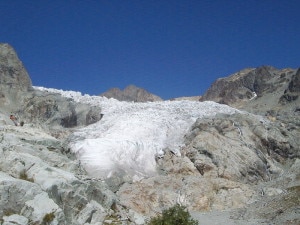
<box><xmin>279</xmin><ymin>68</ymin><xmax>300</xmax><ymax>104</ymax></box>
<box><xmin>100</xmin><ymin>84</ymin><xmax>163</xmax><ymax>102</ymax></box>
<box><xmin>0</xmin><ymin>43</ymin><xmax>32</xmax><ymax>91</ymax></box>
<box><xmin>0</xmin><ymin>44</ymin><xmax>33</xmax><ymax>112</ymax></box>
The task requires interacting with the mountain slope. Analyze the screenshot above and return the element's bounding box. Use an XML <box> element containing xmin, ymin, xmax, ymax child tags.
<box><xmin>201</xmin><ymin>66</ymin><xmax>300</xmax><ymax>114</ymax></box>
<box><xmin>100</xmin><ymin>84</ymin><xmax>163</xmax><ymax>102</ymax></box>
<box><xmin>0</xmin><ymin>44</ymin><xmax>299</xmax><ymax>225</ymax></box>
<box><xmin>42</xmin><ymin>87</ymin><xmax>300</xmax><ymax>225</ymax></box>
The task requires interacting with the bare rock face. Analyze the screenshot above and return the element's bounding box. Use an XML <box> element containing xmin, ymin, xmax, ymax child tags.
<box><xmin>20</xmin><ymin>91</ymin><xmax>102</xmax><ymax>129</ymax></box>
<box><xmin>288</xmin><ymin>68</ymin><xmax>300</xmax><ymax>92</ymax></box>
<box><xmin>0</xmin><ymin>43</ymin><xmax>32</xmax><ymax>91</ymax></box>
<box><xmin>0</xmin><ymin>125</ymin><xmax>117</xmax><ymax>225</ymax></box>
<box><xmin>184</xmin><ymin>113</ymin><xmax>299</xmax><ymax>182</ymax></box>
<box><xmin>0</xmin><ymin>44</ymin><xmax>102</xmax><ymax>129</ymax></box>
<box><xmin>0</xmin><ymin>43</ymin><xmax>33</xmax><ymax>112</ymax></box>
<box><xmin>201</xmin><ymin>66</ymin><xmax>300</xmax><ymax>114</ymax></box>
<box><xmin>279</xmin><ymin>68</ymin><xmax>300</xmax><ymax>104</ymax></box>
<box><xmin>118</xmin><ymin>159</ymin><xmax>254</xmax><ymax>216</ymax></box>
<box><xmin>100</xmin><ymin>84</ymin><xmax>163</xmax><ymax>102</ymax></box>
<box><xmin>116</xmin><ymin>111</ymin><xmax>299</xmax><ymax>225</ymax></box>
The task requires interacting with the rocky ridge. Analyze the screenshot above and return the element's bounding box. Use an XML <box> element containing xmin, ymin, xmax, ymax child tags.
<box><xmin>200</xmin><ymin>66</ymin><xmax>300</xmax><ymax>115</ymax></box>
<box><xmin>0</xmin><ymin>44</ymin><xmax>299</xmax><ymax>225</ymax></box>
<box><xmin>100</xmin><ymin>84</ymin><xmax>163</xmax><ymax>102</ymax></box>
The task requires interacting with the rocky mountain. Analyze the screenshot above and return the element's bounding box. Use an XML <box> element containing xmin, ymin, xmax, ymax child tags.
<box><xmin>200</xmin><ymin>66</ymin><xmax>300</xmax><ymax>115</ymax></box>
<box><xmin>0</xmin><ymin>44</ymin><xmax>299</xmax><ymax>225</ymax></box>
<box><xmin>0</xmin><ymin>44</ymin><xmax>32</xmax><ymax>91</ymax></box>
<box><xmin>0</xmin><ymin>44</ymin><xmax>110</xmax><ymax>224</ymax></box>
<box><xmin>0</xmin><ymin>44</ymin><xmax>33</xmax><ymax>113</ymax></box>
<box><xmin>100</xmin><ymin>84</ymin><xmax>163</xmax><ymax>102</ymax></box>
<box><xmin>0</xmin><ymin>44</ymin><xmax>102</xmax><ymax>131</ymax></box>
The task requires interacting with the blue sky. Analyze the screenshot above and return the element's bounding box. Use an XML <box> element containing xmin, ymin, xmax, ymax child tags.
<box><xmin>1</xmin><ymin>0</ymin><xmax>299</xmax><ymax>99</ymax></box>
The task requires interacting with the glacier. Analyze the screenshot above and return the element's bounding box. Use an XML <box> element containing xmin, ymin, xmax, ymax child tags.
<box><xmin>35</xmin><ymin>87</ymin><xmax>239</xmax><ymax>180</ymax></box>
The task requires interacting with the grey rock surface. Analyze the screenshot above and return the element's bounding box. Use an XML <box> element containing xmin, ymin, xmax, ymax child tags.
<box><xmin>19</xmin><ymin>90</ymin><xmax>102</xmax><ymax>129</ymax></box>
<box><xmin>184</xmin><ymin>113</ymin><xmax>299</xmax><ymax>182</ymax></box>
<box><xmin>2</xmin><ymin>214</ymin><xmax>29</xmax><ymax>225</ymax></box>
<box><xmin>0</xmin><ymin>43</ymin><xmax>33</xmax><ymax>113</ymax></box>
<box><xmin>201</xmin><ymin>66</ymin><xmax>300</xmax><ymax>115</ymax></box>
<box><xmin>116</xmin><ymin>111</ymin><xmax>299</xmax><ymax>224</ymax></box>
<box><xmin>0</xmin><ymin>44</ymin><xmax>118</xmax><ymax>225</ymax></box>
<box><xmin>0</xmin><ymin>43</ymin><xmax>103</xmax><ymax>131</ymax></box>
<box><xmin>0</xmin><ymin>43</ymin><xmax>32</xmax><ymax>91</ymax></box>
<box><xmin>0</xmin><ymin>124</ymin><xmax>118</xmax><ymax>225</ymax></box>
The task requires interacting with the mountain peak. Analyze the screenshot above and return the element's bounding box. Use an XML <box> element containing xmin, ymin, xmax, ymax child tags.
<box><xmin>0</xmin><ymin>43</ymin><xmax>32</xmax><ymax>91</ymax></box>
<box><xmin>201</xmin><ymin>66</ymin><xmax>300</xmax><ymax>114</ymax></box>
<box><xmin>100</xmin><ymin>84</ymin><xmax>163</xmax><ymax>102</ymax></box>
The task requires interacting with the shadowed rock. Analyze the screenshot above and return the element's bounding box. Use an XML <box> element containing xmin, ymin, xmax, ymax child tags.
<box><xmin>279</xmin><ymin>68</ymin><xmax>300</xmax><ymax>104</ymax></box>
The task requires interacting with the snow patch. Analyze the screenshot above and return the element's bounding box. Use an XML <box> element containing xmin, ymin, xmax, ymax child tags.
<box><xmin>249</xmin><ymin>92</ymin><xmax>257</xmax><ymax>100</ymax></box>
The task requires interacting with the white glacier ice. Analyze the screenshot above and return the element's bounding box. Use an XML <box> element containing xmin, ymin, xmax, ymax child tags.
<box><xmin>34</xmin><ymin>87</ymin><xmax>239</xmax><ymax>180</ymax></box>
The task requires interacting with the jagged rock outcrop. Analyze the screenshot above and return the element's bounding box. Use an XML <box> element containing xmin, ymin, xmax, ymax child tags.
<box><xmin>100</xmin><ymin>84</ymin><xmax>163</xmax><ymax>102</ymax></box>
<box><xmin>20</xmin><ymin>91</ymin><xmax>102</xmax><ymax>129</ymax></box>
<box><xmin>201</xmin><ymin>66</ymin><xmax>300</xmax><ymax>114</ymax></box>
<box><xmin>0</xmin><ymin>43</ymin><xmax>33</xmax><ymax>112</ymax></box>
<box><xmin>0</xmin><ymin>43</ymin><xmax>32</xmax><ymax>91</ymax></box>
<box><xmin>0</xmin><ymin>43</ymin><xmax>102</xmax><ymax>129</ymax></box>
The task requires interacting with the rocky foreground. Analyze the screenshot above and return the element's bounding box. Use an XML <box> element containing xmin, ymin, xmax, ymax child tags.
<box><xmin>0</xmin><ymin>43</ymin><xmax>299</xmax><ymax>225</ymax></box>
